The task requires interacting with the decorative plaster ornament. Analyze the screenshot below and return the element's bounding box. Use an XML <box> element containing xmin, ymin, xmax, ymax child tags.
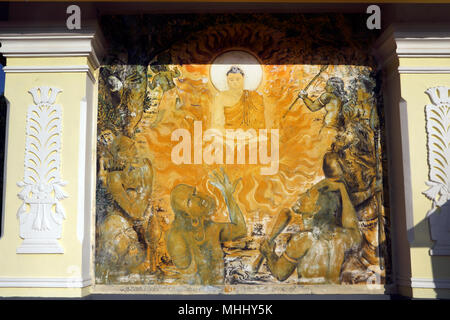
<box><xmin>424</xmin><ymin>86</ymin><xmax>450</xmax><ymax>214</ymax></box>
<box><xmin>424</xmin><ymin>86</ymin><xmax>450</xmax><ymax>256</ymax></box>
<box><xmin>16</xmin><ymin>86</ymin><xmax>68</xmax><ymax>253</ymax></box>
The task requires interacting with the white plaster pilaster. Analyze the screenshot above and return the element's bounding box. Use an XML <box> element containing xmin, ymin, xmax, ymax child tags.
<box><xmin>424</xmin><ymin>86</ymin><xmax>450</xmax><ymax>256</ymax></box>
<box><xmin>17</xmin><ymin>86</ymin><xmax>67</xmax><ymax>254</ymax></box>
<box><xmin>373</xmin><ymin>24</ymin><xmax>450</xmax><ymax>274</ymax></box>
<box><xmin>0</xmin><ymin>26</ymin><xmax>105</xmax><ymax>288</ymax></box>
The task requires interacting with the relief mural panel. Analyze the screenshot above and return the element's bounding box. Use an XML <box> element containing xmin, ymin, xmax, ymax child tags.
<box><xmin>95</xmin><ymin>14</ymin><xmax>391</xmax><ymax>289</ymax></box>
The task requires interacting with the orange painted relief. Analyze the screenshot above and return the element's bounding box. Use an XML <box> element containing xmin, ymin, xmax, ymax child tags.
<box><xmin>95</xmin><ymin>14</ymin><xmax>390</xmax><ymax>287</ymax></box>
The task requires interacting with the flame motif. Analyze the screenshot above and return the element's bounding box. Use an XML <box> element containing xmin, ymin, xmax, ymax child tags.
<box><xmin>140</xmin><ymin>61</ymin><xmax>337</xmax><ymax>229</ymax></box>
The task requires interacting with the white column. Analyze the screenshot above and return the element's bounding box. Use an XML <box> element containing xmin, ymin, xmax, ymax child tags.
<box><xmin>374</xmin><ymin>24</ymin><xmax>450</xmax><ymax>298</ymax></box>
<box><xmin>0</xmin><ymin>26</ymin><xmax>105</xmax><ymax>297</ymax></box>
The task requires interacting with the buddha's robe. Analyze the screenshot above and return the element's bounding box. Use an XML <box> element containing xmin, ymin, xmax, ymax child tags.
<box><xmin>223</xmin><ymin>90</ymin><xmax>265</xmax><ymax>129</ymax></box>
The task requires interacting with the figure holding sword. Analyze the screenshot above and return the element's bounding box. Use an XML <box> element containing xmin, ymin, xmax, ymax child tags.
<box><xmin>283</xmin><ymin>66</ymin><xmax>347</xmax><ymax>134</ymax></box>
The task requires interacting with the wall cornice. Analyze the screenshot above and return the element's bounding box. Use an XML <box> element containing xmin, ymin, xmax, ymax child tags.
<box><xmin>0</xmin><ymin>27</ymin><xmax>106</xmax><ymax>69</ymax></box>
<box><xmin>373</xmin><ymin>24</ymin><xmax>450</xmax><ymax>71</ymax></box>
<box><xmin>398</xmin><ymin>66</ymin><xmax>450</xmax><ymax>74</ymax></box>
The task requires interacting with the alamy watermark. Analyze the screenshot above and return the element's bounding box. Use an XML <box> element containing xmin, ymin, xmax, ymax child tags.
<box><xmin>66</xmin><ymin>5</ymin><xmax>81</xmax><ymax>30</ymax></box>
<box><xmin>366</xmin><ymin>5</ymin><xmax>381</xmax><ymax>30</ymax></box>
<box><xmin>171</xmin><ymin>121</ymin><xmax>279</xmax><ymax>175</ymax></box>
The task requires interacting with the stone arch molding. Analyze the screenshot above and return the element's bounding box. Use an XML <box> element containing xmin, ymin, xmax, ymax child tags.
<box><xmin>16</xmin><ymin>86</ymin><xmax>68</xmax><ymax>254</ymax></box>
<box><xmin>424</xmin><ymin>86</ymin><xmax>450</xmax><ymax>256</ymax></box>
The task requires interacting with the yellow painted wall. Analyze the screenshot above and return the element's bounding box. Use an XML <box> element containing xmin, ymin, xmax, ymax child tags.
<box><xmin>0</xmin><ymin>56</ymin><xmax>93</xmax><ymax>297</ymax></box>
<box><xmin>399</xmin><ymin>57</ymin><xmax>450</xmax><ymax>299</ymax></box>
<box><xmin>6</xmin><ymin>57</ymin><xmax>88</xmax><ymax>67</ymax></box>
<box><xmin>412</xmin><ymin>288</ymin><xmax>450</xmax><ymax>299</ymax></box>
<box><xmin>399</xmin><ymin>58</ymin><xmax>450</xmax><ymax>68</ymax></box>
<box><xmin>1</xmin><ymin>50</ymin><xmax>450</xmax><ymax>299</ymax></box>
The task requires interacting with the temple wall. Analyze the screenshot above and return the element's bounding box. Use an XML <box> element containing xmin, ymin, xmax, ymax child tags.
<box><xmin>0</xmin><ymin>48</ymin><xmax>100</xmax><ymax>297</ymax></box>
<box><xmin>0</xmin><ymin>2</ymin><xmax>449</xmax><ymax>299</ymax></box>
<box><xmin>399</xmin><ymin>59</ymin><xmax>450</xmax><ymax>298</ymax></box>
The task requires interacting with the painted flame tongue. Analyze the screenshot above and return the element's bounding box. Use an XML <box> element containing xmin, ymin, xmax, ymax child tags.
<box><xmin>142</xmin><ymin>64</ymin><xmax>337</xmax><ymax>224</ymax></box>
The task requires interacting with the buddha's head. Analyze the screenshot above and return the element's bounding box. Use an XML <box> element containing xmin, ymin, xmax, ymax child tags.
<box><xmin>226</xmin><ymin>66</ymin><xmax>245</xmax><ymax>91</ymax></box>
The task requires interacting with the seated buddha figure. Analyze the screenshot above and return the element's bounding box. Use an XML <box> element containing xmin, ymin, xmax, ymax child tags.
<box><xmin>211</xmin><ymin>66</ymin><xmax>265</xmax><ymax>130</ymax></box>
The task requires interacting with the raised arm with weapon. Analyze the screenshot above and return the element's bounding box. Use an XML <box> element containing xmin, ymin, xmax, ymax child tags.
<box><xmin>282</xmin><ymin>65</ymin><xmax>328</xmax><ymax>119</ymax></box>
<box><xmin>283</xmin><ymin>67</ymin><xmax>347</xmax><ymax>134</ymax></box>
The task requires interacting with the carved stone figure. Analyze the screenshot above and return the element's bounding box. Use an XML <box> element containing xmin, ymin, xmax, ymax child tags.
<box><xmin>298</xmin><ymin>77</ymin><xmax>347</xmax><ymax>132</ymax></box>
<box><xmin>331</xmin><ymin>122</ymin><xmax>384</xmax><ymax>282</ymax></box>
<box><xmin>98</xmin><ymin>130</ymin><xmax>160</xmax><ymax>273</ymax></box>
<box><xmin>95</xmin><ymin>14</ymin><xmax>389</xmax><ymax>286</ymax></box>
<box><xmin>166</xmin><ymin>169</ymin><xmax>247</xmax><ymax>285</ymax></box>
<box><xmin>258</xmin><ymin>152</ymin><xmax>362</xmax><ymax>284</ymax></box>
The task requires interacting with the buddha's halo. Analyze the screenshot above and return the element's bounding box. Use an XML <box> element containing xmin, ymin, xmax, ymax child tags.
<box><xmin>210</xmin><ymin>50</ymin><xmax>263</xmax><ymax>92</ymax></box>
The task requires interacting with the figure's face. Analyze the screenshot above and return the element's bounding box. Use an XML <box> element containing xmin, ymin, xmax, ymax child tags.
<box><xmin>334</xmin><ymin>128</ymin><xmax>355</xmax><ymax>151</ymax></box>
<box><xmin>325</xmin><ymin>159</ymin><xmax>344</xmax><ymax>180</ymax></box>
<box><xmin>100</xmin><ymin>130</ymin><xmax>115</xmax><ymax>146</ymax></box>
<box><xmin>172</xmin><ymin>185</ymin><xmax>216</xmax><ymax>219</ymax></box>
<box><xmin>333</xmin><ymin>133</ymin><xmax>346</xmax><ymax>151</ymax></box>
<box><xmin>227</xmin><ymin>73</ymin><xmax>244</xmax><ymax>91</ymax></box>
<box><xmin>344</xmin><ymin>127</ymin><xmax>356</xmax><ymax>143</ymax></box>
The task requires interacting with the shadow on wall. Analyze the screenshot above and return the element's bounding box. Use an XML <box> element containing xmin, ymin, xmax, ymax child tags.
<box><xmin>0</xmin><ymin>94</ymin><xmax>6</xmax><ymax>239</ymax></box>
<box><xmin>408</xmin><ymin>200</ymin><xmax>450</xmax><ymax>299</ymax></box>
<box><xmin>0</xmin><ymin>57</ymin><xmax>7</xmax><ymax>238</ymax></box>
